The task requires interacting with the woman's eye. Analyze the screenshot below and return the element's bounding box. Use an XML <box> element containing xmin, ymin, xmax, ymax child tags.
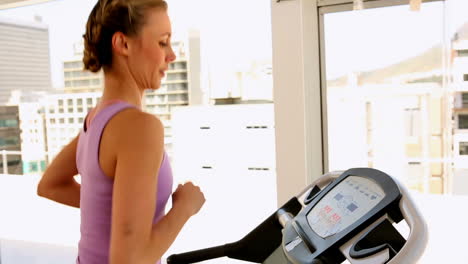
<box><xmin>159</xmin><ymin>42</ymin><xmax>168</xmax><ymax>47</ymax></box>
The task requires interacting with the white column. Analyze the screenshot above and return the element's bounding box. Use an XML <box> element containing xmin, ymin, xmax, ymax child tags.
<box><xmin>271</xmin><ymin>0</ymin><xmax>323</xmax><ymax>205</ymax></box>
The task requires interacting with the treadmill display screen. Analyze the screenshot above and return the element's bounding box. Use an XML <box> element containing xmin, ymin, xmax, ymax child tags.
<box><xmin>307</xmin><ymin>176</ymin><xmax>385</xmax><ymax>238</ymax></box>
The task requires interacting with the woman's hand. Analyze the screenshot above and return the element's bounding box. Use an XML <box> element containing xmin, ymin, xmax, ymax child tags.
<box><xmin>172</xmin><ymin>182</ymin><xmax>205</xmax><ymax>218</ymax></box>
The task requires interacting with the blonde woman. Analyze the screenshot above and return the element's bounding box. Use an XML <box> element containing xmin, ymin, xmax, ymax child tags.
<box><xmin>37</xmin><ymin>1</ymin><xmax>205</xmax><ymax>263</ymax></box>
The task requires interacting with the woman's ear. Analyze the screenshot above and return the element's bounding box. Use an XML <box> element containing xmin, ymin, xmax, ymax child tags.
<box><xmin>111</xmin><ymin>32</ymin><xmax>129</xmax><ymax>56</ymax></box>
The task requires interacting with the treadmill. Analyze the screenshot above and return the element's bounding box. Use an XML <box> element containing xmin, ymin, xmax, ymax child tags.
<box><xmin>166</xmin><ymin>168</ymin><xmax>428</xmax><ymax>264</ymax></box>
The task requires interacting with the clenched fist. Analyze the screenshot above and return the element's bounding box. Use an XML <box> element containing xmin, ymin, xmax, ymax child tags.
<box><xmin>172</xmin><ymin>182</ymin><xmax>205</xmax><ymax>218</ymax></box>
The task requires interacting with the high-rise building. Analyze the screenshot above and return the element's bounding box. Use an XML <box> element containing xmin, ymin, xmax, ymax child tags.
<box><xmin>0</xmin><ymin>105</ymin><xmax>22</xmax><ymax>174</ymax></box>
<box><xmin>0</xmin><ymin>16</ymin><xmax>52</xmax><ymax>104</ymax></box>
<box><xmin>143</xmin><ymin>32</ymin><xmax>202</xmax><ymax>155</ymax></box>
<box><xmin>144</xmin><ymin>41</ymin><xmax>189</xmax><ymax>133</ymax></box>
<box><xmin>56</xmin><ymin>32</ymin><xmax>202</xmax><ymax>157</ymax></box>
<box><xmin>63</xmin><ymin>42</ymin><xmax>104</xmax><ymax>94</ymax></box>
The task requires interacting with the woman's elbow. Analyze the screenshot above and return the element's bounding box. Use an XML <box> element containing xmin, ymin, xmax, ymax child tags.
<box><xmin>37</xmin><ymin>177</ymin><xmax>54</xmax><ymax>198</ymax></box>
<box><xmin>37</xmin><ymin>179</ymin><xmax>48</xmax><ymax>197</ymax></box>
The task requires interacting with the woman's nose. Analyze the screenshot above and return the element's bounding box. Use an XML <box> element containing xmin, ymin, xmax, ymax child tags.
<box><xmin>166</xmin><ymin>47</ymin><xmax>176</xmax><ymax>63</ymax></box>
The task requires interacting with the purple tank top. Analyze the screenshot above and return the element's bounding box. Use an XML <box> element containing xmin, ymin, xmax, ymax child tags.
<box><xmin>75</xmin><ymin>102</ymin><xmax>173</xmax><ymax>264</ymax></box>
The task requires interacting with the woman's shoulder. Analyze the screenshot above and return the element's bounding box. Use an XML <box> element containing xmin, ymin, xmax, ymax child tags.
<box><xmin>106</xmin><ymin>108</ymin><xmax>165</xmax><ymax>147</ymax></box>
<box><xmin>116</xmin><ymin>108</ymin><xmax>163</xmax><ymax>128</ymax></box>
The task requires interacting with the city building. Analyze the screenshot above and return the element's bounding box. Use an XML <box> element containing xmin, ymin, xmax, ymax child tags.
<box><xmin>143</xmin><ymin>31</ymin><xmax>202</xmax><ymax>155</ymax></box>
<box><xmin>0</xmin><ymin>105</ymin><xmax>22</xmax><ymax>174</ymax></box>
<box><xmin>18</xmin><ymin>102</ymin><xmax>47</xmax><ymax>175</ymax></box>
<box><xmin>42</xmin><ymin>92</ymin><xmax>101</xmax><ymax>159</ymax></box>
<box><xmin>209</xmin><ymin>59</ymin><xmax>273</xmax><ymax>105</ymax></box>
<box><xmin>450</xmin><ymin>27</ymin><xmax>468</xmax><ymax>195</ymax></box>
<box><xmin>0</xmin><ymin>16</ymin><xmax>52</xmax><ymax>104</ymax></box>
<box><xmin>325</xmin><ymin>80</ymin><xmax>447</xmax><ymax>194</ymax></box>
<box><xmin>63</xmin><ymin>41</ymin><xmax>104</xmax><ymax>94</ymax></box>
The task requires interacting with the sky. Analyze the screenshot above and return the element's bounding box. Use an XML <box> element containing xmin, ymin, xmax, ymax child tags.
<box><xmin>0</xmin><ymin>0</ymin><xmax>467</xmax><ymax>85</ymax></box>
<box><xmin>0</xmin><ymin>0</ymin><xmax>273</xmax><ymax>89</ymax></box>
<box><xmin>324</xmin><ymin>0</ymin><xmax>468</xmax><ymax>79</ymax></box>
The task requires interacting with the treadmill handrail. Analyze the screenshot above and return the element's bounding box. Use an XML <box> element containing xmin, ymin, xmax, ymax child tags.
<box><xmin>387</xmin><ymin>178</ymin><xmax>428</xmax><ymax>264</ymax></box>
<box><xmin>166</xmin><ymin>244</ymin><xmax>228</xmax><ymax>264</ymax></box>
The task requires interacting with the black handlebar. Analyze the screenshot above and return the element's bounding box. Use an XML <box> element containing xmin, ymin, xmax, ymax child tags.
<box><xmin>166</xmin><ymin>197</ymin><xmax>303</xmax><ymax>264</ymax></box>
<box><xmin>167</xmin><ymin>244</ymin><xmax>229</xmax><ymax>264</ymax></box>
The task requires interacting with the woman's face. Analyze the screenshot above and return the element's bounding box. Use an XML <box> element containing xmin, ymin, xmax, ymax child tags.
<box><xmin>126</xmin><ymin>8</ymin><xmax>176</xmax><ymax>90</ymax></box>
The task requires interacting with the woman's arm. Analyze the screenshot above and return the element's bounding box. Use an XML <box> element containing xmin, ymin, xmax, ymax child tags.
<box><xmin>108</xmin><ymin>111</ymin><xmax>204</xmax><ymax>264</ymax></box>
<box><xmin>37</xmin><ymin>135</ymin><xmax>81</xmax><ymax>208</ymax></box>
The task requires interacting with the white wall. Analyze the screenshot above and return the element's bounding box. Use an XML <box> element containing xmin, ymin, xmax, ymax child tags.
<box><xmin>168</xmin><ymin>104</ymin><xmax>278</xmax><ymax>262</ymax></box>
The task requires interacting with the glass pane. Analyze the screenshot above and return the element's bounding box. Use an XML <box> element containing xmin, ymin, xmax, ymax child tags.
<box><xmin>324</xmin><ymin>2</ymin><xmax>448</xmax><ymax>194</ymax></box>
<box><xmin>459</xmin><ymin>142</ymin><xmax>468</xmax><ymax>155</ymax></box>
<box><xmin>458</xmin><ymin>114</ymin><xmax>468</xmax><ymax>129</ymax></box>
<box><xmin>323</xmin><ymin>1</ymin><xmax>468</xmax><ymax>263</ymax></box>
<box><xmin>0</xmin><ymin>0</ymin><xmax>275</xmax><ymax>263</ymax></box>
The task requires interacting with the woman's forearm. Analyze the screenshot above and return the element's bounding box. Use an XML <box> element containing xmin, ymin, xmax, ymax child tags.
<box><xmin>140</xmin><ymin>205</ymin><xmax>191</xmax><ymax>263</ymax></box>
<box><xmin>37</xmin><ymin>180</ymin><xmax>81</xmax><ymax>208</ymax></box>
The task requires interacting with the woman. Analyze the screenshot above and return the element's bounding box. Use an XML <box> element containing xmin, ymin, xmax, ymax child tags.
<box><xmin>37</xmin><ymin>0</ymin><xmax>205</xmax><ymax>263</ymax></box>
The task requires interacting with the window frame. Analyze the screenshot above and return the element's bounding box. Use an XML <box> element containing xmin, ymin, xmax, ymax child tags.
<box><xmin>270</xmin><ymin>0</ymin><xmax>443</xmax><ymax>205</ymax></box>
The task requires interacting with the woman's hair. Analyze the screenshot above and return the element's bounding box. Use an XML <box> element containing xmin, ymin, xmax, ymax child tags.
<box><xmin>83</xmin><ymin>0</ymin><xmax>167</xmax><ymax>72</ymax></box>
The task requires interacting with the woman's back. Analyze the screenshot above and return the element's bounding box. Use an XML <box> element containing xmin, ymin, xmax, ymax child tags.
<box><xmin>76</xmin><ymin>102</ymin><xmax>173</xmax><ymax>264</ymax></box>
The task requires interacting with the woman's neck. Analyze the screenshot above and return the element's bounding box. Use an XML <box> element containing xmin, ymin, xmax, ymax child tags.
<box><xmin>101</xmin><ymin>68</ymin><xmax>144</xmax><ymax>109</ymax></box>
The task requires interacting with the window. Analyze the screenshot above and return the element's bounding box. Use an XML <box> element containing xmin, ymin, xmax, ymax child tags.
<box><xmin>30</xmin><ymin>162</ymin><xmax>38</xmax><ymax>172</ymax></box>
<box><xmin>462</xmin><ymin>93</ymin><xmax>468</xmax><ymax>107</ymax></box>
<box><xmin>0</xmin><ymin>0</ymin><xmax>275</xmax><ymax>261</ymax></box>
<box><xmin>0</xmin><ymin>136</ymin><xmax>19</xmax><ymax>147</ymax></box>
<box><xmin>0</xmin><ymin>119</ymin><xmax>18</xmax><ymax>127</ymax></box>
<box><xmin>323</xmin><ymin>2</ymin><xmax>447</xmax><ymax>195</ymax></box>
<box><xmin>459</xmin><ymin>142</ymin><xmax>468</xmax><ymax>155</ymax></box>
<box><xmin>457</xmin><ymin>49</ymin><xmax>468</xmax><ymax>57</ymax></box>
<box><xmin>458</xmin><ymin>114</ymin><xmax>468</xmax><ymax>129</ymax></box>
<box><xmin>314</xmin><ymin>2</ymin><xmax>468</xmax><ymax>262</ymax></box>
<box><xmin>404</xmin><ymin>108</ymin><xmax>421</xmax><ymax>137</ymax></box>
<box><xmin>166</xmin><ymin>72</ymin><xmax>187</xmax><ymax>81</ymax></box>
<box><xmin>72</xmin><ymin>79</ymin><xmax>90</xmax><ymax>87</ymax></box>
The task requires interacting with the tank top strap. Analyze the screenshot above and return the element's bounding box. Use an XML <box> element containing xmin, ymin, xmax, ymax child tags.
<box><xmin>84</xmin><ymin>102</ymin><xmax>138</xmax><ymax>167</ymax></box>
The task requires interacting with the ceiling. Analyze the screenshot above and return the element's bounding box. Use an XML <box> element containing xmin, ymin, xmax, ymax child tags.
<box><xmin>0</xmin><ymin>0</ymin><xmax>56</xmax><ymax>10</ymax></box>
